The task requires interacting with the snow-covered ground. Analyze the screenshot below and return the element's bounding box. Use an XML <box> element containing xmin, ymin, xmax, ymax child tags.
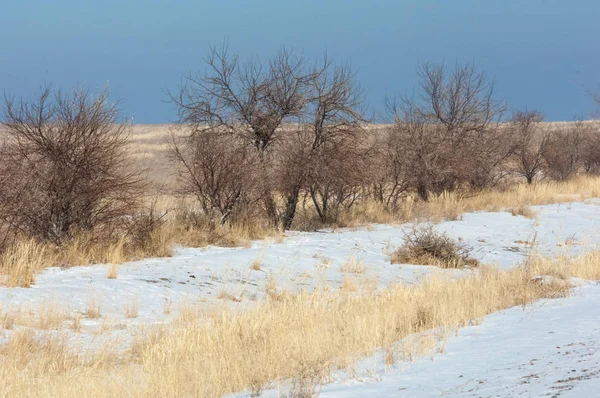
<box><xmin>2</xmin><ymin>201</ymin><xmax>600</xmax><ymax>395</ymax></box>
<box><xmin>310</xmin><ymin>282</ymin><xmax>600</xmax><ymax>398</ymax></box>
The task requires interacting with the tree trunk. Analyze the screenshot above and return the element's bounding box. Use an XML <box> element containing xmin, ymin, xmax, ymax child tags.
<box><xmin>417</xmin><ymin>181</ymin><xmax>429</xmax><ymax>202</ymax></box>
<box><xmin>280</xmin><ymin>184</ymin><xmax>302</xmax><ymax>231</ymax></box>
<box><xmin>526</xmin><ymin>174</ymin><xmax>533</xmax><ymax>184</ymax></box>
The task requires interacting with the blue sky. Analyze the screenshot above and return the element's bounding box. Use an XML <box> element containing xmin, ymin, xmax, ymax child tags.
<box><xmin>1</xmin><ymin>0</ymin><xmax>599</xmax><ymax>123</ymax></box>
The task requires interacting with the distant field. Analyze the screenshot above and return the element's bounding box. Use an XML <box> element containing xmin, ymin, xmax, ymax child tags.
<box><xmin>126</xmin><ymin>121</ymin><xmax>600</xmax><ymax>188</ymax></box>
<box><xmin>2</xmin><ymin>120</ymin><xmax>600</xmax><ymax>190</ymax></box>
<box><xmin>127</xmin><ymin>124</ymin><xmax>177</xmax><ymax>188</ymax></box>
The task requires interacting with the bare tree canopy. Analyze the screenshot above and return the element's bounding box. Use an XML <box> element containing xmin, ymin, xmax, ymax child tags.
<box><xmin>0</xmin><ymin>86</ymin><xmax>143</xmax><ymax>243</ymax></box>
<box><xmin>542</xmin><ymin>120</ymin><xmax>588</xmax><ymax>181</ymax></box>
<box><xmin>509</xmin><ymin>110</ymin><xmax>547</xmax><ymax>184</ymax></box>
<box><xmin>170</xmin><ymin>127</ymin><xmax>260</xmax><ymax>227</ymax></box>
<box><xmin>171</xmin><ymin>44</ymin><xmax>368</xmax><ymax>230</ymax></box>
<box><xmin>388</xmin><ymin>61</ymin><xmax>508</xmax><ymax>200</ymax></box>
<box><xmin>417</xmin><ymin>61</ymin><xmax>505</xmax><ymax>135</ymax></box>
<box><xmin>172</xmin><ymin>43</ymin><xmax>318</xmax><ymax>154</ymax></box>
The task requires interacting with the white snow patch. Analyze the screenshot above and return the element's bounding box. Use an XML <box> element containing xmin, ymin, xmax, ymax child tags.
<box><xmin>308</xmin><ymin>282</ymin><xmax>600</xmax><ymax>398</ymax></box>
<box><xmin>1</xmin><ymin>201</ymin><xmax>600</xmax><ymax>393</ymax></box>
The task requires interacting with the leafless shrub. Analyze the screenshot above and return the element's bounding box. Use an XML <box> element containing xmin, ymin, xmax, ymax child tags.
<box><xmin>388</xmin><ymin>61</ymin><xmax>507</xmax><ymax>201</ymax></box>
<box><xmin>543</xmin><ymin>121</ymin><xmax>587</xmax><ymax>181</ymax></box>
<box><xmin>392</xmin><ymin>224</ymin><xmax>478</xmax><ymax>268</ymax></box>
<box><xmin>459</xmin><ymin>123</ymin><xmax>513</xmax><ymax>192</ymax></box>
<box><xmin>124</xmin><ymin>199</ymin><xmax>169</xmax><ymax>254</ymax></box>
<box><xmin>580</xmin><ymin>124</ymin><xmax>600</xmax><ymax>174</ymax></box>
<box><xmin>307</xmin><ymin>135</ymin><xmax>371</xmax><ymax>223</ymax></box>
<box><xmin>509</xmin><ymin>110</ymin><xmax>548</xmax><ymax>184</ymax></box>
<box><xmin>172</xmin><ymin>43</ymin><xmax>317</xmax><ymax>230</ymax></box>
<box><xmin>173</xmin><ymin>44</ymin><xmax>367</xmax><ymax>230</ymax></box>
<box><xmin>170</xmin><ymin>127</ymin><xmax>260</xmax><ymax>227</ymax></box>
<box><xmin>0</xmin><ymin>86</ymin><xmax>143</xmax><ymax>245</ymax></box>
<box><xmin>303</xmin><ymin>61</ymin><xmax>369</xmax><ymax>223</ymax></box>
<box><xmin>370</xmin><ymin>128</ymin><xmax>410</xmax><ymax>211</ymax></box>
<box><xmin>387</xmin><ymin>96</ymin><xmax>447</xmax><ymax>201</ymax></box>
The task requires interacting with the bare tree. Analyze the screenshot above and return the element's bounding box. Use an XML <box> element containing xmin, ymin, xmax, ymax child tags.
<box><xmin>304</xmin><ymin>62</ymin><xmax>368</xmax><ymax>224</ymax></box>
<box><xmin>170</xmin><ymin>127</ymin><xmax>259</xmax><ymax>227</ymax></box>
<box><xmin>173</xmin><ymin>45</ymin><xmax>367</xmax><ymax>230</ymax></box>
<box><xmin>543</xmin><ymin>121</ymin><xmax>587</xmax><ymax>181</ymax></box>
<box><xmin>307</xmin><ymin>133</ymin><xmax>371</xmax><ymax>223</ymax></box>
<box><xmin>509</xmin><ymin>110</ymin><xmax>547</xmax><ymax>184</ymax></box>
<box><xmin>387</xmin><ymin>96</ymin><xmax>447</xmax><ymax>201</ymax></box>
<box><xmin>370</xmin><ymin>128</ymin><xmax>410</xmax><ymax>211</ymax></box>
<box><xmin>581</xmin><ymin>127</ymin><xmax>600</xmax><ymax>174</ymax></box>
<box><xmin>172</xmin><ymin>43</ymin><xmax>320</xmax><ymax>229</ymax></box>
<box><xmin>418</xmin><ymin>61</ymin><xmax>505</xmax><ymax>135</ymax></box>
<box><xmin>0</xmin><ymin>86</ymin><xmax>143</xmax><ymax>244</ymax></box>
<box><xmin>389</xmin><ymin>61</ymin><xmax>506</xmax><ymax>200</ymax></box>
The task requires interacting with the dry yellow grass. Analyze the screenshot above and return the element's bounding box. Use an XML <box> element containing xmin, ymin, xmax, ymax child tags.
<box><xmin>510</xmin><ymin>205</ymin><xmax>537</xmax><ymax>219</ymax></box>
<box><xmin>0</xmin><ymin>239</ymin><xmax>47</xmax><ymax>288</ymax></box>
<box><xmin>249</xmin><ymin>253</ymin><xmax>264</xmax><ymax>271</ymax></box>
<box><xmin>125</xmin><ymin>296</ymin><xmax>139</xmax><ymax>319</ymax></box>
<box><xmin>3</xmin><ymin>175</ymin><xmax>600</xmax><ymax>289</ymax></box>
<box><xmin>177</xmin><ymin>301</ymin><xmax>200</xmax><ymax>324</ymax></box>
<box><xmin>0</xmin><ymin>328</ymin><xmax>127</xmax><ymax>397</ymax></box>
<box><xmin>527</xmin><ymin>250</ymin><xmax>600</xmax><ymax>281</ymax></box>
<box><xmin>0</xmin><ymin>234</ymin><xmax>166</xmax><ymax>288</ymax></box>
<box><xmin>163</xmin><ymin>292</ymin><xmax>172</xmax><ymax>315</ymax></box>
<box><xmin>71</xmin><ymin>313</ymin><xmax>82</xmax><ymax>332</ymax></box>
<box><xmin>410</xmin><ymin>175</ymin><xmax>600</xmax><ymax>222</ymax></box>
<box><xmin>264</xmin><ymin>272</ymin><xmax>292</xmax><ymax>302</ymax></box>
<box><xmin>0</xmin><ymin>215</ymin><xmax>275</xmax><ymax>288</ymax></box>
<box><xmin>1</xmin><ymin>302</ymin><xmax>73</xmax><ymax>332</ymax></box>
<box><xmin>303</xmin><ymin>175</ymin><xmax>600</xmax><ymax>230</ymax></box>
<box><xmin>216</xmin><ymin>289</ymin><xmax>242</xmax><ymax>302</ymax></box>
<box><xmin>0</xmin><ymin>330</ymin><xmax>71</xmax><ymax>374</ymax></box>
<box><xmin>111</xmin><ymin>265</ymin><xmax>572</xmax><ymax>396</ymax></box>
<box><xmin>340</xmin><ymin>276</ymin><xmax>358</xmax><ymax>292</ymax></box>
<box><xmin>336</xmin><ymin>200</ymin><xmax>397</xmax><ymax>227</ymax></box>
<box><xmin>340</xmin><ymin>256</ymin><xmax>367</xmax><ymax>274</ymax></box>
<box><xmin>85</xmin><ymin>292</ymin><xmax>102</xmax><ymax>319</ymax></box>
<box><xmin>1</xmin><ymin>250</ymin><xmax>597</xmax><ymax>397</ymax></box>
<box><xmin>0</xmin><ymin>305</ymin><xmax>21</xmax><ymax>330</ymax></box>
<box><xmin>107</xmin><ymin>263</ymin><xmax>118</xmax><ymax>279</ymax></box>
<box><xmin>36</xmin><ymin>302</ymin><xmax>69</xmax><ymax>330</ymax></box>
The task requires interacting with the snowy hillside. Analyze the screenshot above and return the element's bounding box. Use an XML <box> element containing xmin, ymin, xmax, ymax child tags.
<box><xmin>2</xmin><ymin>201</ymin><xmax>600</xmax><ymax>396</ymax></box>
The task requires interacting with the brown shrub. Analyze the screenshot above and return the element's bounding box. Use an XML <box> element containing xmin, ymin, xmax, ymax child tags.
<box><xmin>542</xmin><ymin>121</ymin><xmax>588</xmax><ymax>181</ymax></box>
<box><xmin>0</xmin><ymin>86</ymin><xmax>144</xmax><ymax>245</ymax></box>
<box><xmin>172</xmin><ymin>43</ymin><xmax>368</xmax><ymax>230</ymax></box>
<box><xmin>509</xmin><ymin>110</ymin><xmax>548</xmax><ymax>184</ymax></box>
<box><xmin>386</xmin><ymin>61</ymin><xmax>509</xmax><ymax>201</ymax></box>
<box><xmin>170</xmin><ymin>127</ymin><xmax>260</xmax><ymax>227</ymax></box>
<box><xmin>392</xmin><ymin>224</ymin><xmax>479</xmax><ymax>268</ymax></box>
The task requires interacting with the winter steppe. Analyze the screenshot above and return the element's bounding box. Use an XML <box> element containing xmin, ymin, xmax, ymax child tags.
<box><xmin>2</xmin><ymin>200</ymin><xmax>600</xmax><ymax>397</ymax></box>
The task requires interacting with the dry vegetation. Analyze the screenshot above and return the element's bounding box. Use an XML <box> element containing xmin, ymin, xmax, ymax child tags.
<box><xmin>340</xmin><ymin>256</ymin><xmax>368</xmax><ymax>273</ymax></box>
<box><xmin>2</xmin><ymin>139</ymin><xmax>600</xmax><ymax>286</ymax></box>
<box><xmin>0</xmin><ymin>251</ymin><xmax>598</xmax><ymax>397</ymax></box>
<box><xmin>1</xmin><ymin>45</ymin><xmax>600</xmax><ymax>396</ymax></box>
<box><xmin>391</xmin><ymin>224</ymin><xmax>479</xmax><ymax>268</ymax></box>
<box><xmin>0</xmin><ymin>50</ymin><xmax>600</xmax><ymax>286</ymax></box>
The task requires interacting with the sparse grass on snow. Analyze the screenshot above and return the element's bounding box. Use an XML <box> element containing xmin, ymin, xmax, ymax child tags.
<box><xmin>1</xmin><ymin>250</ymin><xmax>597</xmax><ymax>397</ymax></box>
